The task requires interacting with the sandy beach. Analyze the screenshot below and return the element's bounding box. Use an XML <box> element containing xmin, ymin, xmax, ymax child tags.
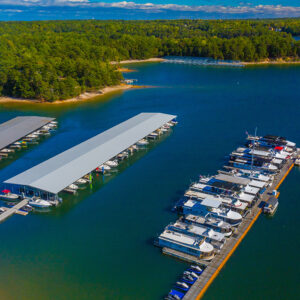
<box><xmin>112</xmin><ymin>58</ymin><xmax>165</xmax><ymax>65</ymax></box>
<box><xmin>0</xmin><ymin>84</ymin><xmax>137</xmax><ymax>105</ymax></box>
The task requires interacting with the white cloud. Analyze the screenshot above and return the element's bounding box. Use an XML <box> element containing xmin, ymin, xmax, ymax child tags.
<box><xmin>0</xmin><ymin>1</ymin><xmax>299</xmax><ymax>17</ymax></box>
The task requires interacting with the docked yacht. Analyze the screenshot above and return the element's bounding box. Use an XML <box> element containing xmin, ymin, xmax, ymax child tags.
<box><xmin>219</xmin><ymin>167</ymin><xmax>272</xmax><ymax>183</ymax></box>
<box><xmin>182</xmin><ymin>199</ymin><xmax>242</xmax><ymax>226</ymax></box>
<box><xmin>167</xmin><ymin>221</ymin><xmax>226</xmax><ymax>249</ymax></box>
<box><xmin>185</xmin><ymin>190</ymin><xmax>248</xmax><ymax>212</ymax></box>
<box><xmin>183</xmin><ymin>214</ymin><xmax>232</xmax><ymax>237</ymax></box>
<box><xmin>247</xmin><ymin>134</ymin><xmax>296</xmax><ymax>149</ymax></box>
<box><xmin>158</xmin><ymin>229</ymin><xmax>215</xmax><ymax>260</ymax></box>
<box><xmin>228</xmin><ymin>157</ymin><xmax>278</xmax><ymax>173</ymax></box>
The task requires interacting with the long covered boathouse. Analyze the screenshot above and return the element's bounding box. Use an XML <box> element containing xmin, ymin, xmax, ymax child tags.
<box><xmin>0</xmin><ymin>116</ymin><xmax>56</xmax><ymax>160</ymax></box>
<box><xmin>3</xmin><ymin>112</ymin><xmax>176</xmax><ymax>202</ymax></box>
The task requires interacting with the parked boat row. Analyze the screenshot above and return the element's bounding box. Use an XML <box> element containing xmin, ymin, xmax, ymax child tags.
<box><xmin>59</xmin><ymin>120</ymin><xmax>177</xmax><ymax>195</ymax></box>
<box><xmin>165</xmin><ymin>265</ymin><xmax>205</xmax><ymax>299</ymax></box>
<box><xmin>0</xmin><ymin>120</ymin><xmax>57</xmax><ymax>162</ymax></box>
<box><xmin>156</xmin><ymin>134</ymin><xmax>297</xmax><ymax>273</ymax></box>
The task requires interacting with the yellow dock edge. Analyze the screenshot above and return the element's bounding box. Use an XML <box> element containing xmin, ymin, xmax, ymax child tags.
<box><xmin>275</xmin><ymin>163</ymin><xmax>294</xmax><ymax>190</ymax></box>
<box><xmin>195</xmin><ymin>209</ymin><xmax>262</xmax><ymax>300</ymax></box>
<box><xmin>195</xmin><ymin>162</ymin><xmax>294</xmax><ymax>300</ymax></box>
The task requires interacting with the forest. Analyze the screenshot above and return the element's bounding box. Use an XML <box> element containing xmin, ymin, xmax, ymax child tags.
<box><xmin>0</xmin><ymin>18</ymin><xmax>299</xmax><ymax>101</ymax></box>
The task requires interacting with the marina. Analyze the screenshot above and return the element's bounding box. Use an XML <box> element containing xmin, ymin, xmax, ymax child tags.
<box><xmin>159</xmin><ymin>135</ymin><xmax>297</xmax><ymax>300</ymax></box>
<box><xmin>0</xmin><ymin>116</ymin><xmax>57</xmax><ymax>166</ymax></box>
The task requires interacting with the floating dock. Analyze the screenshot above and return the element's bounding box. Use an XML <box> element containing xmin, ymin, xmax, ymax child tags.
<box><xmin>182</xmin><ymin>160</ymin><xmax>294</xmax><ymax>300</ymax></box>
<box><xmin>0</xmin><ymin>199</ymin><xmax>29</xmax><ymax>223</ymax></box>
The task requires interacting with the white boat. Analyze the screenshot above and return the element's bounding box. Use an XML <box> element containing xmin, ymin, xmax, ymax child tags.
<box><xmin>137</xmin><ymin>139</ymin><xmax>149</xmax><ymax>146</ymax></box>
<box><xmin>26</xmin><ymin>134</ymin><xmax>39</xmax><ymax>139</ymax></box>
<box><xmin>0</xmin><ymin>190</ymin><xmax>19</xmax><ymax>201</ymax></box>
<box><xmin>182</xmin><ymin>199</ymin><xmax>242</xmax><ymax>226</ymax></box>
<box><xmin>167</xmin><ymin>220</ymin><xmax>226</xmax><ymax>245</ymax></box>
<box><xmin>96</xmin><ymin>165</ymin><xmax>111</xmax><ymax>173</ymax></box>
<box><xmin>1</xmin><ymin>148</ymin><xmax>14</xmax><ymax>153</ymax></box>
<box><xmin>99</xmin><ymin>164</ymin><xmax>111</xmax><ymax>170</ymax></box>
<box><xmin>190</xmin><ymin>265</ymin><xmax>202</xmax><ymax>273</ymax></box>
<box><xmin>184</xmin><ymin>214</ymin><xmax>233</xmax><ymax>237</ymax></box>
<box><xmin>68</xmin><ymin>184</ymin><xmax>79</xmax><ymax>190</ymax></box>
<box><xmin>28</xmin><ymin>198</ymin><xmax>52</xmax><ymax>208</ymax></box>
<box><xmin>10</xmin><ymin>144</ymin><xmax>21</xmax><ymax>149</ymax></box>
<box><xmin>158</xmin><ymin>229</ymin><xmax>215</xmax><ymax>260</ymax></box>
<box><xmin>147</xmin><ymin>132</ymin><xmax>158</xmax><ymax>139</ymax></box>
<box><xmin>75</xmin><ymin>178</ymin><xmax>88</xmax><ymax>185</ymax></box>
<box><xmin>105</xmin><ymin>160</ymin><xmax>118</xmax><ymax>167</ymax></box>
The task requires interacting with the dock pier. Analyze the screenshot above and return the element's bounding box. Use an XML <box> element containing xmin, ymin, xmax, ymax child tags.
<box><xmin>0</xmin><ymin>199</ymin><xmax>29</xmax><ymax>223</ymax></box>
<box><xmin>182</xmin><ymin>160</ymin><xmax>294</xmax><ymax>300</ymax></box>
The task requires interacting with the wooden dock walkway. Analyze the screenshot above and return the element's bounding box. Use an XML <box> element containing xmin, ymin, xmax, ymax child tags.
<box><xmin>0</xmin><ymin>199</ymin><xmax>29</xmax><ymax>223</ymax></box>
<box><xmin>182</xmin><ymin>160</ymin><xmax>294</xmax><ymax>300</ymax></box>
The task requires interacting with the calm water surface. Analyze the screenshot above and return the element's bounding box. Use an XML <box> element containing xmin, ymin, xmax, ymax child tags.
<box><xmin>0</xmin><ymin>62</ymin><xmax>299</xmax><ymax>300</ymax></box>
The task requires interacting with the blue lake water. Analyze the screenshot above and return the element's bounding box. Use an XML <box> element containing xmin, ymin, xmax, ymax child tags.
<box><xmin>0</xmin><ymin>62</ymin><xmax>299</xmax><ymax>299</ymax></box>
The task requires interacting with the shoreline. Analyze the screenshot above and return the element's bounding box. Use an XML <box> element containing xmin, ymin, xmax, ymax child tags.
<box><xmin>0</xmin><ymin>84</ymin><xmax>139</xmax><ymax>105</ymax></box>
<box><xmin>242</xmin><ymin>59</ymin><xmax>300</xmax><ymax>66</ymax></box>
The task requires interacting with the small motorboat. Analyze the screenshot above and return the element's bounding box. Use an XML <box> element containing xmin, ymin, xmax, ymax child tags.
<box><xmin>175</xmin><ymin>281</ymin><xmax>190</xmax><ymax>291</ymax></box>
<box><xmin>147</xmin><ymin>132</ymin><xmax>158</xmax><ymax>139</ymax></box>
<box><xmin>189</xmin><ymin>265</ymin><xmax>203</xmax><ymax>274</ymax></box>
<box><xmin>96</xmin><ymin>165</ymin><xmax>111</xmax><ymax>173</ymax></box>
<box><xmin>105</xmin><ymin>160</ymin><xmax>118</xmax><ymax>167</ymax></box>
<box><xmin>28</xmin><ymin>198</ymin><xmax>52</xmax><ymax>208</ymax></box>
<box><xmin>117</xmin><ymin>152</ymin><xmax>128</xmax><ymax>160</ymax></box>
<box><xmin>9</xmin><ymin>144</ymin><xmax>21</xmax><ymax>149</ymax></box>
<box><xmin>75</xmin><ymin>178</ymin><xmax>88</xmax><ymax>185</ymax></box>
<box><xmin>167</xmin><ymin>290</ymin><xmax>184</xmax><ymax>300</ymax></box>
<box><xmin>0</xmin><ymin>190</ymin><xmax>19</xmax><ymax>201</ymax></box>
<box><xmin>181</xmin><ymin>275</ymin><xmax>196</xmax><ymax>285</ymax></box>
<box><xmin>137</xmin><ymin>139</ymin><xmax>149</xmax><ymax>146</ymax></box>
<box><xmin>183</xmin><ymin>271</ymin><xmax>198</xmax><ymax>279</ymax></box>
<box><xmin>1</xmin><ymin>148</ymin><xmax>14</xmax><ymax>153</ymax></box>
<box><xmin>68</xmin><ymin>184</ymin><xmax>79</xmax><ymax>190</ymax></box>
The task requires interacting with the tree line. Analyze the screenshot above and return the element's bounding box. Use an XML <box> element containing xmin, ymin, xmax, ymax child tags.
<box><xmin>0</xmin><ymin>19</ymin><xmax>299</xmax><ymax>101</ymax></box>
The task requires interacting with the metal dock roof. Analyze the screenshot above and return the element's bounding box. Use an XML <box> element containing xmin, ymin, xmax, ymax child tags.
<box><xmin>215</xmin><ymin>174</ymin><xmax>250</xmax><ymax>186</ymax></box>
<box><xmin>0</xmin><ymin>116</ymin><xmax>55</xmax><ymax>150</ymax></box>
<box><xmin>4</xmin><ymin>113</ymin><xmax>176</xmax><ymax>194</ymax></box>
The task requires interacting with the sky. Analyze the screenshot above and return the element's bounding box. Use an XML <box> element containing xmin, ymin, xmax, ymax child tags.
<box><xmin>0</xmin><ymin>0</ymin><xmax>299</xmax><ymax>20</ymax></box>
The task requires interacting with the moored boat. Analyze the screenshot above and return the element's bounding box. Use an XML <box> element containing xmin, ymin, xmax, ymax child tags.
<box><xmin>28</xmin><ymin>198</ymin><xmax>52</xmax><ymax>208</ymax></box>
<box><xmin>0</xmin><ymin>189</ymin><xmax>20</xmax><ymax>201</ymax></box>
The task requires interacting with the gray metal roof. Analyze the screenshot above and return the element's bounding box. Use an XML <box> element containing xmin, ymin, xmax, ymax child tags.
<box><xmin>215</xmin><ymin>174</ymin><xmax>250</xmax><ymax>186</ymax></box>
<box><xmin>0</xmin><ymin>116</ymin><xmax>55</xmax><ymax>150</ymax></box>
<box><xmin>201</xmin><ymin>198</ymin><xmax>221</xmax><ymax>208</ymax></box>
<box><xmin>5</xmin><ymin>113</ymin><xmax>176</xmax><ymax>194</ymax></box>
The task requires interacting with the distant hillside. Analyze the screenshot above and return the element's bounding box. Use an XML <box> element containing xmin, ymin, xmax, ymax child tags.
<box><xmin>0</xmin><ymin>19</ymin><xmax>299</xmax><ymax>101</ymax></box>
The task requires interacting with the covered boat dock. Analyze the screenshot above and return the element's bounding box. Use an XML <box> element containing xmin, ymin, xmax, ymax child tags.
<box><xmin>3</xmin><ymin>112</ymin><xmax>176</xmax><ymax>201</ymax></box>
<box><xmin>0</xmin><ymin>116</ymin><xmax>55</xmax><ymax>152</ymax></box>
